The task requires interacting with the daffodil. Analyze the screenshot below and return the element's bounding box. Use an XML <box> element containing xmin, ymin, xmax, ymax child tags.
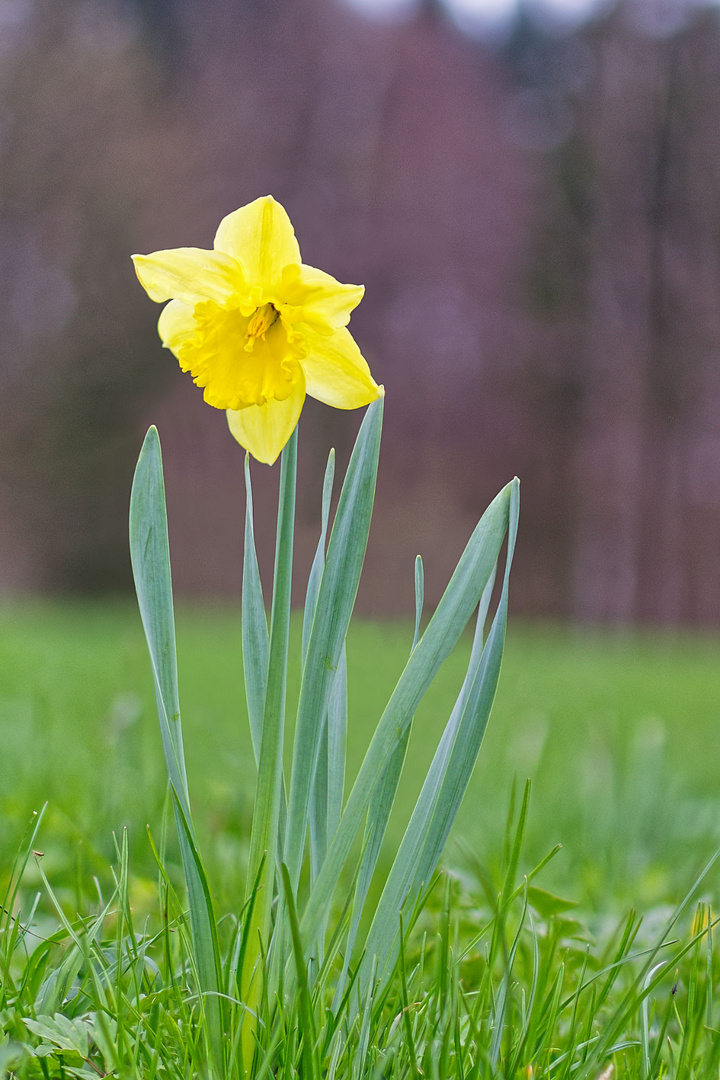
<box><xmin>132</xmin><ymin>196</ymin><xmax>382</xmax><ymax>464</ymax></box>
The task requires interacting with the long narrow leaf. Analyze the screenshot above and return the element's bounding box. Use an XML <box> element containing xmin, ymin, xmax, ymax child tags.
<box><xmin>300</xmin><ymin>477</ymin><xmax>515</xmax><ymax>953</ymax></box>
<box><xmin>171</xmin><ymin>788</ymin><xmax>225</xmax><ymax>1057</ymax></box>
<box><xmin>302</xmin><ymin>449</ymin><xmax>335</xmax><ymax>664</ymax></box>
<box><xmin>129</xmin><ymin>427</ymin><xmax>189</xmax><ymax>814</ymax></box>
<box><xmin>129</xmin><ymin>426</ymin><xmax>223</xmax><ymax>1072</ymax></box>
<box><xmin>334</xmin><ymin>555</ymin><xmax>426</xmax><ymax>1004</ymax></box>
<box><xmin>413</xmin><ymin>554</ymin><xmax>424</xmax><ymax>651</ymax></box>
<box><xmin>307</xmin><ymin>450</ymin><xmax>337</xmax><ymax>883</ymax></box>
<box><xmin>359</xmin><ymin>480</ymin><xmax>519</xmax><ymax>991</ymax></box>
<box><xmin>284</xmin><ymin>398</ymin><xmax>384</xmax><ymax>890</ymax></box>
<box><xmin>326</xmin><ymin>645</ymin><xmax>347</xmax><ymax>844</ymax></box>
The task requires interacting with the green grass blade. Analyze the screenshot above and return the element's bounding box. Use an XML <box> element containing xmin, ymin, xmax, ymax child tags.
<box><xmin>300</xmin><ymin>477</ymin><xmax>515</xmax><ymax>954</ymax></box>
<box><xmin>242</xmin><ymin>454</ymin><xmax>269</xmax><ymax>765</ymax></box>
<box><xmin>171</xmin><ymin>788</ymin><xmax>224</xmax><ymax>1066</ymax></box>
<box><xmin>281</xmin><ymin>865</ymin><xmax>320</xmax><ymax>1080</ymax></box>
<box><xmin>398</xmin><ymin>914</ymin><xmax>421</xmax><ymax>1080</ymax></box>
<box><xmin>242</xmin><ymin>428</ymin><xmax>297</xmax><ymax>1026</ymax></box>
<box><xmin>284</xmin><ymin>399</ymin><xmax>384</xmax><ymax>891</ymax></box>
<box><xmin>129</xmin><ymin>426</ymin><xmax>223</xmax><ymax>1072</ymax></box>
<box><xmin>1</xmin><ymin>807</ymin><xmax>45</xmax><ymax>947</ymax></box>
<box><xmin>501</xmin><ymin>773</ymin><xmax>531</xmax><ymax>906</ymax></box>
<box><xmin>490</xmin><ymin>889</ymin><xmax>528</xmax><ymax>1068</ymax></box>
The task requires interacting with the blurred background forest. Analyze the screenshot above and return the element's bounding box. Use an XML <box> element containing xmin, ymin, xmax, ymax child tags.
<box><xmin>2</xmin><ymin>0</ymin><xmax>720</xmax><ymax>625</ymax></box>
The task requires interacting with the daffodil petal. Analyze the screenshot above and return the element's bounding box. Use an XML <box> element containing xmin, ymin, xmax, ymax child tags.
<box><xmin>300</xmin><ymin>325</ymin><xmax>382</xmax><ymax>409</ymax></box>
<box><xmin>132</xmin><ymin>248</ymin><xmax>241</xmax><ymax>305</ymax></box>
<box><xmin>227</xmin><ymin>367</ymin><xmax>306</xmax><ymax>465</ymax></box>
<box><xmin>281</xmin><ymin>263</ymin><xmax>364</xmax><ymax>332</ymax></box>
<box><xmin>214</xmin><ymin>196</ymin><xmax>301</xmax><ymax>293</ymax></box>
<box><xmin>157</xmin><ymin>299</ymin><xmax>196</xmax><ymax>356</ymax></box>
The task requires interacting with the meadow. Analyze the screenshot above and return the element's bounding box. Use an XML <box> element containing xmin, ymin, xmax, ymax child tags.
<box><xmin>2</xmin><ymin>601</ymin><xmax>720</xmax><ymax>909</ymax></box>
<box><xmin>3</xmin><ymin>601</ymin><xmax>720</xmax><ymax>1077</ymax></box>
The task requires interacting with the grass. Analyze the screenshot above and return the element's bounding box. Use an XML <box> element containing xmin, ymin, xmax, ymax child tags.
<box><xmin>2</xmin><ymin>601</ymin><xmax>720</xmax><ymax>1077</ymax></box>
<box><xmin>1</xmin><ymin>602</ymin><xmax>719</xmax><ymax>907</ymax></box>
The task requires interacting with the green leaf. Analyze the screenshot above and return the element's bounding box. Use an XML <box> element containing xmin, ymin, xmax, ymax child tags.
<box><xmin>87</xmin><ymin>1012</ymin><xmax>118</xmax><ymax>1073</ymax></box>
<box><xmin>23</xmin><ymin>1016</ymin><xmax>88</xmax><ymax>1058</ymax></box>
<box><xmin>325</xmin><ymin>645</ymin><xmax>347</xmax><ymax>849</ymax></box>
<box><xmin>129</xmin><ymin>426</ymin><xmax>189</xmax><ymax>816</ymax></box>
<box><xmin>300</xmin><ymin>476</ymin><xmax>516</xmax><ymax>955</ymax></box>
<box><xmin>284</xmin><ymin>399</ymin><xmax>384</xmax><ymax>891</ymax></box>
<box><xmin>281</xmin><ymin>866</ymin><xmax>320</xmax><ymax>1080</ymax></box>
<box><xmin>358</xmin><ymin>480</ymin><xmax>519</xmax><ymax>991</ymax></box>
<box><xmin>525</xmin><ymin>887</ymin><xmax>579</xmax><ymax>919</ymax></box>
<box><xmin>302</xmin><ymin>449</ymin><xmax>335</xmax><ymax>665</ymax></box>
<box><xmin>413</xmin><ymin>554</ymin><xmax>424</xmax><ymax>651</ymax></box>
<box><xmin>129</xmin><ymin>426</ymin><xmax>223</xmax><ymax>1074</ymax></box>
<box><xmin>307</xmin><ymin>450</ymin><xmax>338</xmax><ymax>884</ymax></box>
<box><xmin>335</xmin><ymin>554</ymin><xmax>426</xmax><ymax>1004</ymax></box>
<box><xmin>170</xmin><ymin>787</ymin><xmax>224</xmax><ymax>1031</ymax></box>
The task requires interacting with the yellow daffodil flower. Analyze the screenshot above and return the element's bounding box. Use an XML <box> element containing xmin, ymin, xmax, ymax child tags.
<box><xmin>132</xmin><ymin>196</ymin><xmax>383</xmax><ymax>464</ymax></box>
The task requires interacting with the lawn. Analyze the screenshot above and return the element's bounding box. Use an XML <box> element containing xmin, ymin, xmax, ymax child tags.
<box><xmin>2</xmin><ymin>600</ymin><xmax>719</xmax><ymax>911</ymax></box>
<box><xmin>3</xmin><ymin>600</ymin><xmax>720</xmax><ymax>1077</ymax></box>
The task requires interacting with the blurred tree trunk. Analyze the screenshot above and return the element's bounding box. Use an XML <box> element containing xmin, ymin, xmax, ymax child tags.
<box><xmin>0</xmin><ymin>0</ymin><xmax>180</xmax><ymax>591</ymax></box>
<box><xmin>571</xmin><ymin>5</ymin><xmax>720</xmax><ymax>624</ymax></box>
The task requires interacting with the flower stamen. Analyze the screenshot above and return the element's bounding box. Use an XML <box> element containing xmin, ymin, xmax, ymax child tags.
<box><xmin>245</xmin><ymin>303</ymin><xmax>279</xmax><ymax>351</ymax></box>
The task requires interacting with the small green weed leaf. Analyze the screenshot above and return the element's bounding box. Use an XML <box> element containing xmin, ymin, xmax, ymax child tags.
<box><xmin>34</xmin><ymin>946</ymin><xmax>83</xmax><ymax>1017</ymax></box>
<box><xmin>0</xmin><ymin>1043</ymin><xmax>26</xmax><ymax>1077</ymax></box>
<box><xmin>527</xmin><ymin>886</ymin><xmax>579</xmax><ymax>918</ymax></box>
<box><xmin>23</xmin><ymin>1015</ymin><xmax>88</xmax><ymax>1058</ymax></box>
<box><xmin>26</xmin><ymin>1043</ymin><xmax>55</xmax><ymax>1059</ymax></box>
<box><xmin>87</xmin><ymin>1012</ymin><xmax>118</xmax><ymax>1072</ymax></box>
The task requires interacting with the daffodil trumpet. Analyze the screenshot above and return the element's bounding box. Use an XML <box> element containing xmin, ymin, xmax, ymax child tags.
<box><xmin>133</xmin><ymin>196</ymin><xmax>383</xmax><ymax>464</ymax></box>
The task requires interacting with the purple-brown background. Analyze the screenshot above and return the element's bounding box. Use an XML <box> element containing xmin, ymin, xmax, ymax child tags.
<box><xmin>1</xmin><ymin>0</ymin><xmax>720</xmax><ymax>623</ymax></box>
